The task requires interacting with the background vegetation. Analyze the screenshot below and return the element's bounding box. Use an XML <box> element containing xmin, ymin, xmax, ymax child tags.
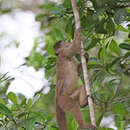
<box><xmin>0</xmin><ymin>0</ymin><xmax>130</xmax><ymax>129</ymax></box>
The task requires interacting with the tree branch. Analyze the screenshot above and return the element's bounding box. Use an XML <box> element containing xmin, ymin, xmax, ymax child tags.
<box><xmin>70</xmin><ymin>0</ymin><xmax>96</xmax><ymax>127</ymax></box>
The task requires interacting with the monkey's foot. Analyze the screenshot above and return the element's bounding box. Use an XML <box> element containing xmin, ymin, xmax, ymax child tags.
<box><xmin>80</xmin><ymin>102</ymin><xmax>88</xmax><ymax>108</ymax></box>
<box><xmin>80</xmin><ymin>98</ymin><xmax>88</xmax><ymax>108</ymax></box>
<box><xmin>79</xmin><ymin>124</ymin><xmax>97</xmax><ymax>130</ymax></box>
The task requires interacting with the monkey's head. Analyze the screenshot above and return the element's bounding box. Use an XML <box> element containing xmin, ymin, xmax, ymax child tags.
<box><xmin>54</xmin><ymin>41</ymin><xmax>69</xmax><ymax>56</ymax></box>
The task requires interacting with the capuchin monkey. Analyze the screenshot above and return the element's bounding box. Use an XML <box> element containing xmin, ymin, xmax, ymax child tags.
<box><xmin>54</xmin><ymin>28</ymin><xmax>96</xmax><ymax>130</ymax></box>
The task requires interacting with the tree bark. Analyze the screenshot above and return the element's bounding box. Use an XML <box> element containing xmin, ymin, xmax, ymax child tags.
<box><xmin>70</xmin><ymin>0</ymin><xmax>96</xmax><ymax>127</ymax></box>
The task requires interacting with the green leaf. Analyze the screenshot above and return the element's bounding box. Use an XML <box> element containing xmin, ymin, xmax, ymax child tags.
<box><xmin>18</xmin><ymin>112</ymin><xmax>27</xmax><ymax>118</ymax></box>
<box><xmin>0</xmin><ymin>103</ymin><xmax>12</xmax><ymax>116</ymax></box>
<box><xmin>63</xmin><ymin>0</ymin><xmax>71</xmax><ymax>8</ymax></box>
<box><xmin>119</xmin><ymin>43</ymin><xmax>130</xmax><ymax>50</ymax></box>
<box><xmin>99</xmin><ymin>91</ymin><xmax>109</xmax><ymax>101</ymax></box>
<box><xmin>35</xmin><ymin>14</ymin><xmax>46</xmax><ymax>21</ymax></box>
<box><xmin>18</xmin><ymin>93</ymin><xmax>26</xmax><ymax>106</ymax></box>
<box><xmin>86</xmin><ymin>38</ymin><xmax>100</xmax><ymax>50</ymax></box>
<box><xmin>97</xmin><ymin>113</ymin><xmax>104</xmax><ymax>127</ymax></box>
<box><xmin>115</xmin><ymin>25</ymin><xmax>129</xmax><ymax>32</ymax></box>
<box><xmin>126</xmin><ymin>8</ymin><xmax>130</xmax><ymax>13</ymax></box>
<box><xmin>39</xmin><ymin>4</ymin><xmax>60</xmax><ymax>11</ymax></box>
<box><xmin>71</xmin><ymin>119</ymin><xmax>78</xmax><ymax>130</ymax></box>
<box><xmin>124</xmin><ymin>52</ymin><xmax>130</xmax><ymax>58</ymax></box>
<box><xmin>105</xmin><ymin>18</ymin><xmax>115</xmax><ymax>33</ymax></box>
<box><xmin>95</xmin><ymin>19</ymin><xmax>107</xmax><ymax>34</ymax></box>
<box><xmin>77</xmin><ymin>78</ymin><xmax>83</xmax><ymax>86</ymax></box>
<box><xmin>45</xmin><ymin>35</ymin><xmax>55</xmax><ymax>55</ymax></box>
<box><xmin>8</xmin><ymin>92</ymin><xmax>18</xmax><ymax>104</ymax></box>
<box><xmin>11</xmin><ymin>104</ymin><xmax>21</xmax><ymax>111</ymax></box>
<box><xmin>114</xmin><ymin>9</ymin><xmax>127</xmax><ymax>24</ymax></box>
<box><xmin>81</xmin><ymin>14</ymin><xmax>98</xmax><ymax>29</ymax></box>
<box><xmin>54</xmin><ymin>28</ymin><xmax>64</xmax><ymax>41</ymax></box>
<box><xmin>109</xmin><ymin>40</ymin><xmax>119</xmax><ymax>55</ymax></box>
<box><xmin>65</xmin><ymin>17</ymin><xmax>73</xmax><ymax>34</ymax></box>
<box><xmin>113</xmin><ymin>102</ymin><xmax>126</xmax><ymax>116</ymax></box>
<box><xmin>25</xmin><ymin>118</ymin><xmax>35</xmax><ymax>130</ymax></box>
<box><xmin>106</xmin><ymin>57</ymin><xmax>122</xmax><ymax>68</ymax></box>
<box><xmin>88</xmin><ymin>62</ymin><xmax>102</xmax><ymax>69</ymax></box>
<box><xmin>0</xmin><ymin>98</ymin><xmax>5</xmax><ymax>104</ymax></box>
<box><xmin>88</xmin><ymin>58</ymin><xmax>102</xmax><ymax>69</ymax></box>
<box><xmin>32</xmin><ymin>94</ymin><xmax>40</xmax><ymax>105</ymax></box>
<box><xmin>26</xmin><ymin>99</ymin><xmax>32</xmax><ymax>108</ymax></box>
<box><xmin>99</xmin><ymin>47</ymin><xmax>106</xmax><ymax>64</ymax></box>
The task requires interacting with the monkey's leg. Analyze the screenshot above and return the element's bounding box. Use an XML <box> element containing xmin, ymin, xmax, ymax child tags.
<box><xmin>57</xmin><ymin>94</ymin><xmax>80</xmax><ymax>130</ymax></box>
<box><xmin>79</xmin><ymin>86</ymin><xmax>88</xmax><ymax>107</ymax></box>
<box><xmin>58</xmin><ymin>95</ymin><xmax>87</xmax><ymax>128</ymax></box>
<box><xmin>56</xmin><ymin>105</ymin><xmax>67</xmax><ymax>130</ymax></box>
<box><xmin>69</xmin><ymin>87</ymin><xmax>80</xmax><ymax>100</ymax></box>
<box><xmin>58</xmin><ymin>95</ymin><xmax>96</xmax><ymax>130</ymax></box>
<box><xmin>71</xmin><ymin>102</ymin><xmax>95</xmax><ymax>129</ymax></box>
<box><xmin>70</xmin><ymin>86</ymin><xmax>88</xmax><ymax>107</ymax></box>
<box><xmin>56</xmin><ymin>98</ymin><xmax>67</xmax><ymax>130</ymax></box>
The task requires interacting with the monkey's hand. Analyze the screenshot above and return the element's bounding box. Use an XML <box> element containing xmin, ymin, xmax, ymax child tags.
<box><xmin>76</xmin><ymin>27</ymin><xmax>82</xmax><ymax>32</ymax></box>
<box><xmin>87</xmin><ymin>95</ymin><xmax>94</xmax><ymax>102</ymax></box>
<box><xmin>84</xmin><ymin>52</ymin><xmax>89</xmax><ymax>63</ymax></box>
<box><xmin>79</xmin><ymin>124</ymin><xmax>97</xmax><ymax>130</ymax></box>
<box><xmin>89</xmin><ymin>125</ymin><xmax>97</xmax><ymax>130</ymax></box>
<box><xmin>81</xmin><ymin>125</ymin><xmax>97</xmax><ymax>130</ymax></box>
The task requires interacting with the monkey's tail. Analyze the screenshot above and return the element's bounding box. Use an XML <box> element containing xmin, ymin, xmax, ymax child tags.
<box><xmin>56</xmin><ymin>102</ymin><xmax>67</xmax><ymax>130</ymax></box>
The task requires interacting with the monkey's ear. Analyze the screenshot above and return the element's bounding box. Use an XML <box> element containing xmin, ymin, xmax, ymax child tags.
<box><xmin>54</xmin><ymin>41</ymin><xmax>62</xmax><ymax>50</ymax></box>
<box><xmin>84</xmin><ymin>53</ymin><xmax>89</xmax><ymax>63</ymax></box>
<box><xmin>54</xmin><ymin>41</ymin><xmax>62</xmax><ymax>56</ymax></box>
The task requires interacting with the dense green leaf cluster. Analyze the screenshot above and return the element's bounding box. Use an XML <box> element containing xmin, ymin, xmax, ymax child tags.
<box><xmin>0</xmin><ymin>74</ymin><xmax>58</xmax><ymax>129</ymax></box>
<box><xmin>0</xmin><ymin>91</ymin><xmax>57</xmax><ymax>129</ymax></box>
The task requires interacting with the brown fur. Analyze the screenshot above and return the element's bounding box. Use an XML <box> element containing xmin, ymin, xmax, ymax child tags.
<box><xmin>54</xmin><ymin>28</ymin><xmax>96</xmax><ymax>130</ymax></box>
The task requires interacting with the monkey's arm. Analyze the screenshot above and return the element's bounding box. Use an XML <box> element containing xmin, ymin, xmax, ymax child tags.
<box><xmin>63</xmin><ymin>28</ymin><xmax>82</xmax><ymax>57</ymax></box>
<box><xmin>78</xmin><ymin>53</ymin><xmax>89</xmax><ymax>75</ymax></box>
<box><xmin>56</xmin><ymin>79</ymin><xmax>64</xmax><ymax>95</ymax></box>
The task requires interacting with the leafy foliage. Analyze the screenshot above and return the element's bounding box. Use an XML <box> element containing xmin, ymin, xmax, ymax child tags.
<box><xmin>0</xmin><ymin>91</ymin><xmax>58</xmax><ymax>129</ymax></box>
<box><xmin>34</xmin><ymin>0</ymin><xmax>130</xmax><ymax>129</ymax></box>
